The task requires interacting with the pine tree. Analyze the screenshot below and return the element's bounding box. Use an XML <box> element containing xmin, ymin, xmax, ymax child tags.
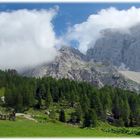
<box><xmin>51</xmin><ymin>82</ymin><xmax>59</xmax><ymax>102</ymax></box>
<box><xmin>90</xmin><ymin>92</ymin><xmax>104</xmax><ymax>119</ymax></box>
<box><xmin>89</xmin><ymin>109</ymin><xmax>97</xmax><ymax>127</ymax></box>
<box><xmin>80</xmin><ymin>94</ymin><xmax>90</xmax><ymax>114</ymax></box>
<box><xmin>100</xmin><ymin>89</ymin><xmax>112</xmax><ymax>113</ymax></box>
<box><xmin>69</xmin><ymin>90</ymin><xmax>75</xmax><ymax>107</ymax></box>
<box><xmin>83</xmin><ymin>109</ymin><xmax>97</xmax><ymax>128</ymax></box>
<box><xmin>83</xmin><ymin>112</ymin><xmax>91</xmax><ymax>127</ymax></box>
<box><xmin>112</xmin><ymin>93</ymin><xmax>121</xmax><ymax>119</ymax></box>
<box><xmin>122</xmin><ymin>97</ymin><xmax>130</xmax><ymax>126</ymax></box>
<box><xmin>75</xmin><ymin>104</ymin><xmax>83</xmax><ymax>123</ymax></box>
<box><xmin>45</xmin><ymin>86</ymin><xmax>53</xmax><ymax>108</ymax></box>
<box><xmin>16</xmin><ymin>93</ymin><xmax>23</xmax><ymax>112</ymax></box>
<box><xmin>40</xmin><ymin>83</ymin><xmax>46</xmax><ymax>99</ymax></box>
<box><xmin>128</xmin><ymin>94</ymin><xmax>140</xmax><ymax>126</ymax></box>
<box><xmin>5</xmin><ymin>87</ymin><xmax>13</xmax><ymax>106</ymax></box>
<box><xmin>59</xmin><ymin>109</ymin><xmax>66</xmax><ymax>122</ymax></box>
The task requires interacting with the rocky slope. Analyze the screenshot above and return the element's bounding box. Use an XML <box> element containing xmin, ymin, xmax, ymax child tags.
<box><xmin>119</xmin><ymin>71</ymin><xmax>140</xmax><ymax>84</ymax></box>
<box><xmin>23</xmin><ymin>46</ymin><xmax>140</xmax><ymax>92</ymax></box>
<box><xmin>87</xmin><ymin>25</ymin><xmax>140</xmax><ymax>72</ymax></box>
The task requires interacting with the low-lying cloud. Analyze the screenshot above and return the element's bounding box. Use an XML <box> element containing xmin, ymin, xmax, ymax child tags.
<box><xmin>1</xmin><ymin>6</ymin><xmax>140</xmax><ymax>71</ymax></box>
<box><xmin>0</xmin><ymin>8</ymin><xmax>59</xmax><ymax>71</ymax></box>
<box><xmin>65</xmin><ymin>7</ymin><xmax>140</xmax><ymax>54</ymax></box>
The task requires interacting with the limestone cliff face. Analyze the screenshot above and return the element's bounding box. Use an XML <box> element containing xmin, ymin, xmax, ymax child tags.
<box><xmin>87</xmin><ymin>25</ymin><xmax>140</xmax><ymax>72</ymax></box>
<box><xmin>22</xmin><ymin>46</ymin><xmax>140</xmax><ymax>92</ymax></box>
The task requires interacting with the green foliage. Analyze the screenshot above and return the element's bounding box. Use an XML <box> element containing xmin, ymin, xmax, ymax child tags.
<box><xmin>75</xmin><ymin>104</ymin><xmax>83</xmax><ymax>123</ymax></box>
<box><xmin>69</xmin><ymin>106</ymin><xmax>82</xmax><ymax>124</ymax></box>
<box><xmin>0</xmin><ymin>87</ymin><xmax>5</xmax><ymax>97</ymax></box>
<box><xmin>83</xmin><ymin>109</ymin><xmax>97</xmax><ymax>128</ymax></box>
<box><xmin>59</xmin><ymin>109</ymin><xmax>66</xmax><ymax>122</ymax></box>
<box><xmin>102</xmin><ymin>127</ymin><xmax>140</xmax><ymax>136</ymax></box>
<box><xmin>45</xmin><ymin>86</ymin><xmax>53</xmax><ymax>108</ymax></box>
<box><xmin>0</xmin><ymin>69</ymin><xmax>139</xmax><ymax>127</ymax></box>
<box><xmin>49</xmin><ymin>109</ymin><xmax>56</xmax><ymax>120</ymax></box>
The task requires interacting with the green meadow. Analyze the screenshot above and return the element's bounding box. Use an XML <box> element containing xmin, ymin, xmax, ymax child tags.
<box><xmin>0</xmin><ymin>118</ymin><xmax>139</xmax><ymax>137</ymax></box>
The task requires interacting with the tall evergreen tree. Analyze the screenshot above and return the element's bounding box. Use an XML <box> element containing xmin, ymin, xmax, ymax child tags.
<box><xmin>112</xmin><ymin>93</ymin><xmax>121</xmax><ymax>119</ymax></box>
<box><xmin>45</xmin><ymin>86</ymin><xmax>53</xmax><ymax>108</ymax></box>
<box><xmin>16</xmin><ymin>93</ymin><xmax>23</xmax><ymax>112</ymax></box>
<box><xmin>83</xmin><ymin>109</ymin><xmax>97</xmax><ymax>127</ymax></box>
<box><xmin>121</xmin><ymin>97</ymin><xmax>130</xmax><ymax>126</ymax></box>
<box><xmin>59</xmin><ymin>109</ymin><xmax>66</xmax><ymax>122</ymax></box>
<box><xmin>90</xmin><ymin>92</ymin><xmax>104</xmax><ymax>119</ymax></box>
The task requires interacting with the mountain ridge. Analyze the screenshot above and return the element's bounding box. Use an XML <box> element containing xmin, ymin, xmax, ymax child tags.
<box><xmin>22</xmin><ymin>45</ymin><xmax>140</xmax><ymax>92</ymax></box>
<box><xmin>87</xmin><ymin>25</ymin><xmax>140</xmax><ymax>72</ymax></box>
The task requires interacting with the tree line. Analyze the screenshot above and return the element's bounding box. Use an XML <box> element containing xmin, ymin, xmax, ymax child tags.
<box><xmin>0</xmin><ymin>69</ymin><xmax>140</xmax><ymax>127</ymax></box>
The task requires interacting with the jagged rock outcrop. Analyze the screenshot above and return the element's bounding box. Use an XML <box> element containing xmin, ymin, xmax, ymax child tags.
<box><xmin>22</xmin><ymin>46</ymin><xmax>140</xmax><ymax>92</ymax></box>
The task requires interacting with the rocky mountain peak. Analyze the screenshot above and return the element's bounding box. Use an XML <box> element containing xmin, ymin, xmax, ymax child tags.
<box><xmin>87</xmin><ymin>24</ymin><xmax>140</xmax><ymax>72</ymax></box>
<box><xmin>59</xmin><ymin>46</ymin><xmax>86</xmax><ymax>61</ymax></box>
<box><xmin>22</xmin><ymin>45</ymin><xmax>140</xmax><ymax>92</ymax></box>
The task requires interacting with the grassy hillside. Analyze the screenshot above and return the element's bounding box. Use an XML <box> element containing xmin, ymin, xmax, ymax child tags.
<box><xmin>0</xmin><ymin>107</ymin><xmax>139</xmax><ymax>137</ymax></box>
<box><xmin>0</xmin><ymin>118</ymin><xmax>138</xmax><ymax>137</ymax></box>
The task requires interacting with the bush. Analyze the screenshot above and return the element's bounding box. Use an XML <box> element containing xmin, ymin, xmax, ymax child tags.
<box><xmin>102</xmin><ymin>127</ymin><xmax>140</xmax><ymax>135</ymax></box>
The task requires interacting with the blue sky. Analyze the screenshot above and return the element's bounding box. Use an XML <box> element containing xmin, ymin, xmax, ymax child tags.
<box><xmin>1</xmin><ymin>3</ymin><xmax>140</xmax><ymax>36</ymax></box>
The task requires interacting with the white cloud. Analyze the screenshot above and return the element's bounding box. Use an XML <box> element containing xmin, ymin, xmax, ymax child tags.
<box><xmin>2</xmin><ymin>6</ymin><xmax>140</xmax><ymax>71</ymax></box>
<box><xmin>65</xmin><ymin>6</ymin><xmax>140</xmax><ymax>54</ymax></box>
<box><xmin>0</xmin><ymin>8</ymin><xmax>59</xmax><ymax>71</ymax></box>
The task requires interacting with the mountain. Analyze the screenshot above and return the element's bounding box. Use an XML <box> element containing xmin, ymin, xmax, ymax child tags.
<box><xmin>87</xmin><ymin>25</ymin><xmax>140</xmax><ymax>72</ymax></box>
<box><xmin>22</xmin><ymin>46</ymin><xmax>140</xmax><ymax>92</ymax></box>
<box><xmin>22</xmin><ymin>25</ymin><xmax>140</xmax><ymax>92</ymax></box>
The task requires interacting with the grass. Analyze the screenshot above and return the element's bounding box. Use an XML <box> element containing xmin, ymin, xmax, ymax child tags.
<box><xmin>26</xmin><ymin>104</ymin><xmax>75</xmax><ymax>121</ymax></box>
<box><xmin>3</xmin><ymin>107</ymin><xmax>137</xmax><ymax>137</ymax></box>
<box><xmin>0</xmin><ymin>105</ymin><xmax>139</xmax><ymax>137</ymax></box>
<box><xmin>0</xmin><ymin>118</ymin><xmax>139</xmax><ymax>137</ymax></box>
